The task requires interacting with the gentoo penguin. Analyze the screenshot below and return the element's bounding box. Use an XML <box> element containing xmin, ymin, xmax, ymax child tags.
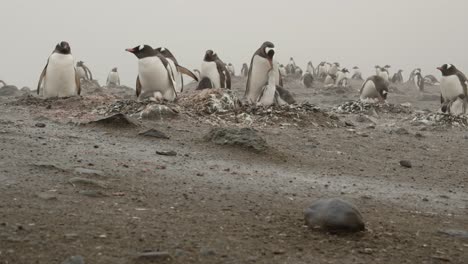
<box><xmin>256</xmin><ymin>66</ymin><xmax>287</xmax><ymax>107</ymax></box>
<box><xmin>279</xmin><ymin>64</ymin><xmax>287</xmax><ymax>77</ymax></box>
<box><xmin>336</xmin><ymin>68</ymin><xmax>349</xmax><ymax>87</ymax></box>
<box><xmin>76</xmin><ymin>61</ymin><xmax>93</xmax><ymax>81</ymax></box>
<box><xmin>384</xmin><ymin>65</ymin><xmax>392</xmax><ymax>77</ymax></box>
<box><xmin>241</xmin><ymin>63</ymin><xmax>249</xmax><ymax>77</ymax></box>
<box><xmin>351</xmin><ymin>66</ymin><xmax>363</xmax><ymax>80</ymax></box>
<box><xmin>408</xmin><ymin>68</ymin><xmax>421</xmax><ymax>82</ymax></box>
<box><xmin>317</xmin><ymin>62</ymin><xmax>328</xmax><ymax>80</ymax></box>
<box><xmin>328</xmin><ymin>62</ymin><xmax>340</xmax><ymax>77</ymax></box>
<box><xmin>286</xmin><ymin>57</ymin><xmax>297</xmax><ymax>75</ymax></box>
<box><xmin>193</xmin><ymin>69</ymin><xmax>201</xmax><ymax>82</ymax></box>
<box><xmin>106</xmin><ymin>67</ymin><xmax>120</xmax><ymax>86</ymax></box>
<box><xmin>197</xmin><ymin>50</ymin><xmax>231</xmax><ymax>90</ymax></box>
<box><xmin>245</xmin><ymin>41</ymin><xmax>293</xmax><ymax>104</ymax></box>
<box><xmin>0</xmin><ymin>80</ymin><xmax>6</xmax><ymax>88</ymax></box>
<box><xmin>375</xmin><ymin>65</ymin><xmax>382</xmax><ymax>75</ymax></box>
<box><xmin>413</xmin><ymin>70</ymin><xmax>425</xmax><ymax>92</ymax></box>
<box><xmin>226</xmin><ymin>63</ymin><xmax>236</xmax><ymax>77</ymax></box>
<box><xmin>424</xmin><ymin>75</ymin><xmax>439</xmax><ymax>85</ymax></box>
<box><xmin>302</xmin><ymin>72</ymin><xmax>314</xmax><ymax>88</ymax></box>
<box><xmin>154</xmin><ymin>47</ymin><xmax>198</xmax><ymax>93</ymax></box>
<box><xmin>126</xmin><ymin>44</ymin><xmax>178</xmax><ymax>101</ymax></box>
<box><xmin>378</xmin><ymin>66</ymin><xmax>390</xmax><ymax>83</ymax></box>
<box><xmin>391</xmin><ymin>70</ymin><xmax>404</xmax><ymax>83</ymax></box>
<box><xmin>306</xmin><ymin>61</ymin><xmax>315</xmax><ymax>75</ymax></box>
<box><xmin>37</xmin><ymin>41</ymin><xmax>81</xmax><ymax>98</ymax></box>
<box><xmin>360</xmin><ymin>75</ymin><xmax>389</xmax><ymax>103</ymax></box>
<box><xmin>437</xmin><ymin>64</ymin><xmax>468</xmax><ymax>115</ymax></box>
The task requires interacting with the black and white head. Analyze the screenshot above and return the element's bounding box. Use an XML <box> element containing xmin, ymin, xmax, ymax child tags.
<box><xmin>375</xmin><ymin>65</ymin><xmax>381</xmax><ymax>69</ymax></box>
<box><xmin>384</xmin><ymin>65</ymin><xmax>391</xmax><ymax>69</ymax></box>
<box><xmin>76</xmin><ymin>61</ymin><xmax>84</xmax><ymax>67</ymax></box>
<box><xmin>353</xmin><ymin>66</ymin><xmax>359</xmax><ymax>70</ymax></box>
<box><xmin>203</xmin><ymin>50</ymin><xmax>219</xmax><ymax>62</ymax></box>
<box><xmin>258</xmin><ymin>41</ymin><xmax>275</xmax><ymax>67</ymax></box>
<box><xmin>341</xmin><ymin>68</ymin><xmax>349</xmax><ymax>73</ymax></box>
<box><xmin>54</xmin><ymin>41</ymin><xmax>71</xmax><ymax>54</ymax></box>
<box><xmin>437</xmin><ymin>64</ymin><xmax>458</xmax><ymax>76</ymax></box>
<box><xmin>398</xmin><ymin>69</ymin><xmax>403</xmax><ymax>73</ymax></box>
<box><xmin>125</xmin><ymin>44</ymin><xmax>156</xmax><ymax>59</ymax></box>
<box><xmin>112</xmin><ymin>67</ymin><xmax>118</xmax><ymax>72</ymax></box>
<box><xmin>333</xmin><ymin>62</ymin><xmax>340</xmax><ymax>67</ymax></box>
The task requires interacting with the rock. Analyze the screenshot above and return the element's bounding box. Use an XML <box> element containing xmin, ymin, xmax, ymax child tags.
<box><xmin>136</xmin><ymin>251</ymin><xmax>172</xmax><ymax>261</ymax></box>
<box><xmin>464</xmin><ymin>135</ymin><xmax>468</xmax><ymax>140</ymax></box>
<box><xmin>304</xmin><ymin>198</ymin><xmax>365</xmax><ymax>233</ymax></box>
<box><xmin>69</xmin><ymin>177</ymin><xmax>107</xmax><ymax>189</ymax></box>
<box><xmin>20</xmin><ymin>87</ymin><xmax>31</xmax><ymax>92</ymax></box>
<box><xmin>0</xmin><ymin>85</ymin><xmax>19</xmax><ymax>96</ymax></box>
<box><xmin>139</xmin><ymin>129</ymin><xmax>169</xmax><ymax>139</ymax></box>
<box><xmin>438</xmin><ymin>229</ymin><xmax>468</xmax><ymax>239</ymax></box>
<box><xmin>61</xmin><ymin>255</ymin><xmax>85</xmax><ymax>264</ymax></box>
<box><xmin>36</xmin><ymin>192</ymin><xmax>58</xmax><ymax>201</ymax></box>
<box><xmin>200</xmin><ymin>248</ymin><xmax>216</xmax><ymax>256</ymax></box>
<box><xmin>87</xmin><ymin>114</ymin><xmax>138</xmax><ymax>129</ymax></box>
<box><xmin>345</xmin><ymin>121</ymin><xmax>355</xmax><ymax>127</ymax></box>
<box><xmin>74</xmin><ymin>168</ymin><xmax>105</xmax><ymax>177</ymax></box>
<box><xmin>35</xmin><ymin>123</ymin><xmax>46</xmax><ymax>128</ymax></box>
<box><xmin>399</xmin><ymin>160</ymin><xmax>412</xmax><ymax>168</ymax></box>
<box><xmin>204</xmin><ymin>128</ymin><xmax>268</xmax><ymax>152</ymax></box>
<box><xmin>156</xmin><ymin>150</ymin><xmax>177</xmax><ymax>156</ymax></box>
<box><xmin>355</xmin><ymin>115</ymin><xmax>375</xmax><ymax>124</ymax></box>
<box><xmin>140</xmin><ymin>104</ymin><xmax>178</xmax><ymax>120</ymax></box>
<box><xmin>385</xmin><ymin>127</ymin><xmax>409</xmax><ymax>135</ymax></box>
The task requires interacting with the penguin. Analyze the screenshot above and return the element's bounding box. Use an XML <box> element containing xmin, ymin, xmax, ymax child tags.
<box><xmin>351</xmin><ymin>66</ymin><xmax>363</xmax><ymax>80</ymax></box>
<box><xmin>241</xmin><ymin>63</ymin><xmax>249</xmax><ymax>77</ymax></box>
<box><xmin>106</xmin><ymin>67</ymin><xmax>120</xmax><ymax>86</ymax></box>
<box><xmin>226</xmin><ymin>63</ymin><xmax>236</xmax><ymax>77</ymax></box>
<box><xmin>375</xmin><ymin>65</ymin><xmax>381</xmax><ymax>75</ymax></box>
<box><xmin>378</xmin><ymin>66</ymin><xmax>390</xmax><ymax>83</ymax></box>
<box><xmin>286</xmin><ymin>57</ymin><xmax>297</xmax><ymax>75</ymax></box>
<box><xmin>37</xmin><ymin>41</ymin><xmax>81</xmax><ymax>98</ymax></box>
<box><xmin>0</xmin><ymin>80</ymin><xmax>6</xmax><ymax>88</ymax></box>
<box><xmin>391</xmin><ymin>70</ymin><xmax>404</xmax><ymax>84</ymax></box>
<box><xmin>413</xmin><ymin>70</ymin><xmax>425</xmax><ymax>92</ymax></box>
<box><xmin>437</xmin><ymin>64</ymin><xmax>468</xmax><ymax>115</ymax></box>
<box><xmin>193</xmin><ymin>69</ymin><xmax>201</xmax><ymax>81</ymax></box>
<box><xmin>360</xmin><ymin>75</ymin><xmax>389</xmax><ymax>103</ymax></box>
<box><xmin>197</xmin><ymin>50</ymin><xmax>231</xmax><ymax>90</ymax></box>
<box><xmin>294</xmin><ymin>66</ymin><xmax>303</xmax><ymax>76</ymax></box>
<box><xmin>306</xmin><ymin>61</ymin><xmax>315</xmax><ymax>76</ymax></box>
<box><xmin>317</xmin><ymin>62</ymin><xmax>328</xmax><ymax>80</ymax></box>
<box><xmin>126</xmin><ymin>44</ymin><xmax>178</xmax><ymax>101</ymax></box>
<box><xmin>279</xmin><ymin>64</ymin><xmax>287</xmax><ymax>77</ymax></box>
<box><xmin>154</xmin><ymin>47</ymin><xmax>198</xmax><ymax>93</ymax></box>
<box><xmin>245</xmin><ymin>41</ymin><xmax>294</xmax><ymax>104</ymax></box>
<box><xmin>256</xmin><ymin>66</ymin><xmax>287</xmax><ymax>107</ymax></box>
<box><xmin>424</xmin><ymin>75</ymin><xmax>439</xmax><ymax>85</ymax></box>
<box><xmin>336</xmin><ymin>68</ymin><xmax>349</xmax><ymax>87</ymax></box>
<box><xmin>302</xmin><ymin>72</ymin><xmax>314</xmax><ymax>88</ymax></box>
<box><xmin>76</xmin><ymin>61</ymin><xmax>93</xmax><ymax>81</ymax></box>
<box><xmin>384</xmin><ymin>65</ymin><xmax>392</xmax><ymax>77</ymax></box>
<box><xmin>408</xmin><ymin>68</ymin><xmax>421</xmax><ymax>82</ymax></box>
<box><xmin>328</xmin><ymin>62</ymin><xmax>340</xmax><ymax>77</ymax></box>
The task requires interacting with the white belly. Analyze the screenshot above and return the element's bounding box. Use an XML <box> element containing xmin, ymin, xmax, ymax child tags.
<box><xmin>107</xmin><ymin>72</ymin><xmax>120</xmax><ymax>85</ymax></box>
<box><xmin>246</xmin><ymin>55</ymin><xmax>270</xmax><ymax>103</ymax></box>
<box><xmin>257</xmin><ymin>84</ymin><xmax>276</xmax><ymax>106</ymax></box>
<box><xmin>440</xmin><ymin>75</ymin><xmax>463</xmax><ymax>101</ymax></box>
<box><xmin>324</xmin><ymin>75</ymin><xmax>334</xmax><ymax>86</ymax></box>
<box><xmin>360</xmin><ymin>80</ymin><xmax>379</xmax><ymax>101</ymax></box>
<box><xmin>138</xmin><ymin>57</ymin><xmax>175</xmax><ymax>101</ymax></box>
<box><xmin>307</xmin><ymin>65</ymin><xmax>314</xmax><ymax>73</ymax></box>
<box><xmin>336</xmin><ymin>72</ymin><xmax>347</xmax><ymax>86</ymax></box>
<box><xmin>201</xmin><ymin>61</ymin><xmax>221</xmax><ymax>88</ymax></box>
<box><xmin>76</xmin><ymin>67</ymin><xmax>87</xmax><ymax>80</ymax></box>
<box><xmin>378</xmin><ymin>71</ymin><xmax>389</xmax><ymax>82</ymax></box>
<box><xmin>43</xmin><ymin>53</ymin><xmax>77</xmax><ymax>98</ymax></box>
<box><xmin>279</xmin><ymin>67</ymin><xmax>287</xmax><ymax>76</ymax></box>
<box><xmin>328</xmin><ymin>65</ymin><xmax>338</xmax><ymax>75</ymax></box>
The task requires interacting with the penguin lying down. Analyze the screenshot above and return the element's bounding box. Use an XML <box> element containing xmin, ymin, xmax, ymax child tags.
<box><xmin>256</xmin><ymin>69</ymin><xmax>295</xmax><ymax>107</ymax></box>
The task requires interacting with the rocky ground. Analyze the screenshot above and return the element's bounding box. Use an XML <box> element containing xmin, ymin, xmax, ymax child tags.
<box><xmin>0</xmin><ymin>77</ymin><xmax>467</xmax><ymax>264</ymax></box>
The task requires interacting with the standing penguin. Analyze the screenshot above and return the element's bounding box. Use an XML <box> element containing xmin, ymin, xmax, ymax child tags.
<box><xmin>106</xmin><ymin>67</ymin><xmax>120</xmax><ymax>86</ymax></box>
<box><xmin>408</xmin><ymin>68</ymin><xmax>421</xmax><ymax>82</ymax></box>
<box><xmin>424</xmin><ymin>75</ymin><xmax>439</xmax><ymax>85</ymax></box>
<box><xmin>378</xmin><ymin>66</ymin><xmax>390</xmax><ymax>83</ymax></box>
<box><xmin>413</xmin><ymin>70</ymin><xmax>425</xmax><ymax>92</ymax></box>
<box><xmin>76</xmin><ymin>61</ymin><xmax>93</xmax><ymax>81</ymax></box>
<box><xmin>279</xmin><ymin>64</ymin><xmax>287</xmax><ymax>77</ymax></box>
<box><xmin>37</xmin><ymin>41</ymin><xmax>81</xmax><ymax>98</ymax></box>
<box><xmin>384</xmin><ymin>65</ymin><xmax>392</xmax><ymax>78</ymax></box>
<box><xmin>286</xmin><ymin>57</ymin><xmax>297</xmax><ymax>75</ymax></box>
<box><xmin>375</xmin><ymin>65</ymin><xmax>382</xmax><ymax>75</ymax></box>
<box><xmin>197</xmin><ymin>50</ymin><xmax>231</xmax><ymax>90</ymax></box>
<box><xmin>351</xmin><ymin>66</ymin><xmax>363</xmax><ymax>80</ymax></box>
<box><xmin>360</xmin><ymin>75</ymin><xmax>389</xmax><ymax>103</ymax></box>
<box><xmin>328</xmin><ymin>62</ymin><xmax>340</xmax><ymax>77</ymax></box>
<box><xmin>126</xmin><ymin>44</ymin><xmax>178</xmax><ymax>101</ymax></box>
<box><xmin>437</xmin><ymin>64</ymin><xmax>467</xmax><ymax>115</ymax></box>
<box><xmin>306</xmin><ymin>61</ymin><xmax>315</xmax><ymax>75</ymax></box>
<box><xmin>317</xmin><ymin>62</ymin><xmax>328</xmax><ymax>80</ymax></box>
<box><xmin>257</xmin><ymin>66</ymin><xmax>287</xmax><ymax>107</ymax></box>
<box><xmin>241</xmin><ymin>63</ymin><xmax>249</xmax><ymax>77</ymax></box>
<box><xmin>336</xmin><ymin>68</ymin><xmax>349</xmax><ymax>87</ymax></box>
<box><xmin>226</xmin><ymin>63</ymin><xmax>236</xmax><ymax>77</ymax></box>
<box><xmin>391</xmin><ymin>70</ymin><xmax>404</xmax><ymax>84</ymax></box>
<box><xmin>302</xmin><ymin>71</ymin><xmax>314</xmax><ymax>88</ymax></box>
<box><xmin>154</xmin><ymin>47</ymin><xmax>198</xmax><ymax>93</ymax></box>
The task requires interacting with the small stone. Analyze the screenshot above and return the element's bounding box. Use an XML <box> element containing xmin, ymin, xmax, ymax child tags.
<box><xmin>304</xmin><ymin>198</ymin><xmax>365</xmax><ymax>233</ymax></box>
<box><xmin>35</xmin><ymin>123</ymin><xmax>46</xmax><ymax>128</ymax></box>
<box><xmin>200</xmin><ymin>248</ymin><xmax>216</xmax><ymax>256</ymax></box>
<box><xmin>61</xmin><ymin>255</ymin><xmax>85</xmax><ymax>264</ymax></box>
<box><xmin>69</xmin><ymin>177</ymin><xmax>107</xmax><ymax>189</ymax></box>
<box><xmin>137</xmin><ymin>251</ymin><xmax>172</xmax><ymax>261</ymax></box>
<box><xmin>422</xmin><ymin>198</ymin><xmax>429</xmax><ymax>202</ymax></box>
<box><xmin>86</xmin><ymin>114</ymin><xmax>138</xmax><ymax>129</ymax></box>
<box><xmin>36</xmin><ymin>192</ymin><xmax>57</xmax><ymax>201</ymax></box>
<box><xmin>438</xmin><ymin>229</ymin><xmax>468</xmax><ymax>239</ymax></box>
<box><xmin>399</xmin><ymin>160</ymin><xmax>412</xmax><ymax>168</ymax></box>
<box><xmin>464</xmin><ymin>135</ymin><xmax>468</xmax><ymax>140</ymax></box>
<box><xmin>273</xmin><ymin>249</ymin><xmax>286</xmax><ymax>255</ymax></box>
<box><xmin>204</xmin><ymin>128</ymin><xmax>268</xmax><ymax>153</ymax></box>
<box><xmin>156</xmin><ymin>150</ymin><xmax>177</xmax><ymax>156</ymax></box>
<box><xmin>139</xmin><ymin>129</ymin><xmax>170</xmax><ymax>139</ymax></box>
<box><xmin>345</xmin><ymin>121</ymin><xmax>355</xmax><ymax>127</ymax></box>
<box><xmin>65</xmin><ymin>233</ymin><xmax>79</xmax><ymax>240</ymax></box>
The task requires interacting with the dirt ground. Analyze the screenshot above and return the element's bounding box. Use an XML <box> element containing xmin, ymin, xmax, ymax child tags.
<box><xmin>0</xmin><ymin>76</ymin><xmax>467</xmax><ymax>264</ymax></box>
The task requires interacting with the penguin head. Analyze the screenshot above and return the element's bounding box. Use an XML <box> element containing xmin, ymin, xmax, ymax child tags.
<box><xmin>384</xmin><ymin>65</ymin><xmax>391</xmax><ymax>69</ymax></box>
<box><xmin>55</xmin><ymin>41</ymin><xmax>71</xmax><ymax>54</ymax></box>
<box><xmin>437</xmin><ymin>64</ymin><xmax>457</xmax><ymax>76</ymax></box>
<box><xmin>398</xmin><ymin>69</ymin><xmax>403</xmax><ymax>73</ymax></box>
<box><xmin>112</xmin><ymin>67</ymin><xmax>118</xmax><ymax>72</ymax></box>
<box><xmin>353</xmin><ymin>66</ymin><xmax>359</xmax><ymax>69</ymax></box>
<box><xmin>76</xmin><ymin>61</ymin><xmax>84</xmax><ymax>67</ymax></box>
<box><xmin>341</xmin><ymin>68</ymin><xmax>349</xmax><ymax>73</ymax></box>
<box><xmin>260</xmin><ymin>41</ymin><xmax>275</xmax><ymax>67</ymax></box>
<box><xmin>204</xmin><ymin>50</ymin><xmax>218</xmax><ymax>62</ymax></box>
<box><xmin>126</xmin><ymin>44</ymin><xmax>155</xmax><ymax>59</ymax></box>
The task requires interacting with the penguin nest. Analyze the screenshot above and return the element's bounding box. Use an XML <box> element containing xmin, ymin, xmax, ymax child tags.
<box><xmin>178</xmin><ymin>88</ymin><xmax>240</xmax><ymax>114</ymax></box>
<box><xmin>411</xmin><ymin>113</ymin><xmax>468</xmax><ymax>127</ymax></box>
<box><xmin>333</xmin><ymin>101</ymin><xmax>412</xmax><ymax>115</ymax></box>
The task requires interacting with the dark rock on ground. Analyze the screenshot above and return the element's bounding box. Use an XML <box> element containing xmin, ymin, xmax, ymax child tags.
<box><xmin>0</xmin><ymin>85</ymin><xmax>19</xmax><ymax>96</ymax></box>
<box><xmin>136</xmin><ymin>251</ymin><xmax>172</xmax><ymax>261</ymax></box>
<box><xmin>35</xmin><ymin>123</ymin><xmax>46</xmax><ymax>128</ymax></box>
<box><xmin>61</xmin><ymin>255</ymin><xmax>84</xmax><ymax>264</ymax></box>
<box><xmin>304</xmin><ymin>198</ymin><xmax>365</xmax><ymax>233</ymax></box>
<box><xmin>139</xmin><ymin>129</ymin><xmax>170</xmax><ymax>139</ymax></box>
<box><xmin>204</xmin><ymin>128</ymin><xmax>268</xmax><ymax>152</ymax></box>
<box><xmin>156</xmin><ymin>150</ymin><xmax>177</xmax><ymax>156</ymax></box>
<box><xmin>35</xmin><ymin>192</ymin><xmax>58</xmax><ymax>201</ymax></box>
<box><xmin>438</xmin><ymin>229</ymin><xmax>468</xmax><ymax>239</ymax></box>
<box><xmin>400</xmin><ymin>160</ymin><xmax>412</xmax><ymax>168</ymax></box>
<box><xmin>86</xmin><ymin>114</ymin><xmax>138</xmax><ymax>129</ymax></box>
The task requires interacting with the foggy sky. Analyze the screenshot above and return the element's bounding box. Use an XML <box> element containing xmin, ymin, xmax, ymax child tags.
<box><xmin>1</xmin><ymin>0</ymin><xmax>467</xmax><ymax>88</ymax></box>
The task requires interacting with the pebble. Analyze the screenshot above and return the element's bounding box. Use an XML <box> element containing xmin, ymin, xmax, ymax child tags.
<box><xmin>36</xmin><ymin>192</ymin><xmax>57</xmax><ymax>201</ymax></box>
<box><xmin>35</xmin><ymin>123</ymin><xmax>46</xmax><ymax>128</ymax></box>
<box><xmin>156</xmin><ymin>150</ymin><xmax>177</xmax><ymax>156</ymax></box>
<box><xmin>399</xmin><ymin>160</ymin><xmax>412</xmax><ymax>168</ymax></box>
<box><xmin>137</xmin><ymin>251</ymin><xmax>172</xmax><ymax>261</ymax></box>
<box><xmin>438</xmin><ymin>229</ymin><xmax>468</xmax><ymax>239</ymax></box>
<box><xmin>61</xmin><ymin>255</ymin><xmax>85</xmax><ymax>264</ymax></box>
<box><xmin>139</xmin><ymin>129</ymin><xmax>170</xmax><ymax>139</ymax></box>
<box><xmin>200</xmin><ymin>248</ymin><xmax>216</xmax><ymax>256</ymax></box>
<box><xmin>68</xmin><ymin>177</ymin><xmax>107</xmax><ymax>189</ymax></box>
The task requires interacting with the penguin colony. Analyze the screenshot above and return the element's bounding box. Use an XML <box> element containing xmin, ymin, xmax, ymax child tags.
<box><xmin>34</xmin><ymin>40</ymin><xmax>467</xmax><ymax>115</ymax></box>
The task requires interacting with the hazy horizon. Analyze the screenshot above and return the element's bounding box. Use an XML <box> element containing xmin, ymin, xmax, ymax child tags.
<box><xmin>1</xmin><ymin>0</ymin><xmax>467</xmax><ymax>88</ymax></box>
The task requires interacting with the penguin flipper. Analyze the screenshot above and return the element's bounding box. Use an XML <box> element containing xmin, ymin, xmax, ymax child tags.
<box><xmin>245</xmin><ymin>56</ymin><xmax>256</xmax><ymax>97</ymax></box>
<box><xmin>136</xmin><ymin>76</ymin><xmax>142</xmax><ymax>97</ymax></box>
<box><xmin>84</xmin><ymin>65</ymin><xmax>93</xmax><ymax>80</ymax></box>
<box><xmin>37</xmin><ymin>62</ymin><xmax>48</xmax><ymax>95</ymax></box>
<box><xmin>176</xmin><ymin>65</ymin><xmax>199</xmax><ymax>82</ymax></box>
<box><xmin>74</xmin><ymin>68</ymin><xmax>81</xmax><ymax>95</ymax></box>
<box><xmin>165</xmin><ymin>62</ymin><xmax>178</xmax><ymax>97</ymax></box>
